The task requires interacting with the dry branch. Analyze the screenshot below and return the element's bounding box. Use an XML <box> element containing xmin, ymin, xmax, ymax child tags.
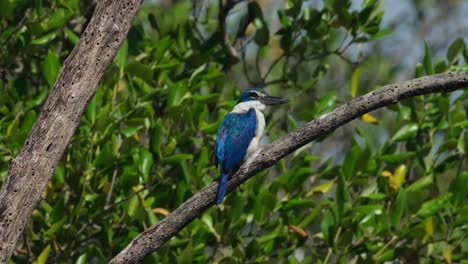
<box><xmin>110</xmin><ymin>71</ymin><xmax>468</xmax><ymax>263</ymax></box>
<box><xmin>0</xmin><ymin>0</ymin><xmax>143</xmax><ymax>262</ymax></box>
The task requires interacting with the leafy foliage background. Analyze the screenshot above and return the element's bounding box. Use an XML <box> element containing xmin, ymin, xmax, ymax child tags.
<box><xmin>0</xmin><ymin>0</ymin><xmax>467</xmax><ymax>263</ymax></box>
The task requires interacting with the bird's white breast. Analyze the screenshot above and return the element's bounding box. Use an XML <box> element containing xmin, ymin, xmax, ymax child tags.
<box><xmin>231</xmin><ymin>100</ymin><xmax>266</xmax><ymax>157</ymax></box>
<box><xmin>246</xmin><ymin>109</ymin><xmax>265</xmax><ymax>156</ymax></box>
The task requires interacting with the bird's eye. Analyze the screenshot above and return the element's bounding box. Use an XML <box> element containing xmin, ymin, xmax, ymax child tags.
<box><xmin>249</xmin><ymin>92</ymin><xmax>258</xmax><ymax>98</ymax></box>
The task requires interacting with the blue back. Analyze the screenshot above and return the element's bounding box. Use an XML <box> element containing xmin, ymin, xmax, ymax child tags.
<box><xmin>215</xmin><ymin>108</ymin><xmax>257</xmax><ymax>173</ymax></box>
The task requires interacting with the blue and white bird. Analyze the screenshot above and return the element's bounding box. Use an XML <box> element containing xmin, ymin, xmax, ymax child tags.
<box><xmin>214</xmin><ymin>88</ymin><xmax>288</xmax><ymax>204</ymax></box>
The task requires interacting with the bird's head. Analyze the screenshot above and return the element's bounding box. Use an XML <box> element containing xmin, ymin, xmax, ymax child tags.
<box><xmin>237</xmin><ymin>88</ymin><xmax>288</xmax><ymax>106</ymax></box>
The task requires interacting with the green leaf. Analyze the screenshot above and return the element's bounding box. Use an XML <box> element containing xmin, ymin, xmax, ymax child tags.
<box><xmin>423</xmin><ymin>42</ymin><xmax>434</xmax><ymax>75</ymax></box>
<box><xmin>278</xmin><ymin>10</ymin><xmax>291</xmax><ymax>28</ymax></box>
<box><xmin>20</xmin><ymin>110</ymin><xmax>37</xmax><ymax>132</ymax></box>
<box><xmin>362</xmin><ymin>0</ymin><xmax>377</xmax><ymax>9</ymax></box>
<box><xmin>321</xmin><ymin>207</ymin><xmax>337</xmax><ymax>245</ymax></box>
<box><xmin>114</xmin><ymin>40</ymin><xmax>128</xmax><ymax>76</ymax></box>
<box><xmin>85</xmin><ymin>95</ymin><xmax>96</xmax><ymax>125</ymax></box>
<box><xmin>75</xmin><ymin>254</ymin><xmax>88</xmax><ymax>264</ymax></box>
<box><xmin>32</xmin><ymin>32</ymin><xmax>57</xmax><ymax>45</ymax></box>
<box><xmin>254</xmin><ymin>22</ymin><xmax>270</xmax><ymax>46</ymax></box>
<box><xmin>349</xmin><ymin>67</ymin><xmax>361</xmax><ymax>98</ymax></box>
<box><xmin>451</xmin><ymin>172</ymin><xmax>468</xmax><ymax>207</ymax></box>
<box><xmin>285</xmin><ymin>0</ymin><xmax>302</xmax><ymax>17</ymax></box>
<box><xmin>0</xmin><ymin>0</ymin><xmax>17</xmax><ymax>19</ymax></box>
<box><xmin>164</xmin><ymin>154</ymin><xmax>193</xmax><ymax>164</ymax></box>
<box><xmin>53</xmin><ymin>163</ymin><xmax>65</xmax><ymax>185</ymax></box>
<box><xmin>126</xmin><ymin>195</ymin><xmax>140</xmax><ymax>217</ymax></box>
<box><xmin>139</xmin><ymin>149</ymin><xmax>153</xmax><ymax>181</ymax></box>
<box><xmin>279</xmin><ymin>198</ymin><xmax>315</xmax><ymax>211</ymax></box>
<box><xmin>415</xmin><ymin>63</ymin><xmax>424</xmax><ymax>78</ymax></box>
<box><xmin>391</xmin><ymin>189</ymin><xmax>407</xmax><ymax>228</ymax></box>
<box><xmin>307</xmin><ymin>180</ymin><xmax>335</xmax><ymax>195</ymax></box>
<box><xmin>64</xmin><ymin>28</ymin><xmax>79</xmax><ymax>45</ymax></box>
<box><xmin>127</xmin><ymin>61</ymin><xmax>153</xmax><ymax>84</ymax></box>
<box><xmin>342</xmin><ymin>144</ymin><xmax>360</xmax><ymax>179</ymax></box>
<box><xmin>336</xmin><ymin>173</ymin><xmax>350</xmax><ymax>216</ymax></box>
<box><xmin>379</xmin><ymin>152</ymin><xmax>415</xmax><ymax>164</ymax></box>
<box><xmin>417</xmin><ymin>193</ymin><xmax>452</xmax><ymax>218</ymax></box>
<box><xmin>36</xmin><ymin>244</ymin><xmax>52</xmax><ymax>264</ymax></box>
<box><xmin>152</xmin><ymin>37</ymin><xmax>171</xmax><ymax>62</ymax></box>
<box><xmin>41</xmin><ymin>8</ymin><xmax>73</xmax><ymax>31</ymax></box>
<box><xmin>434</xmin><ymin>60</ymin><xmax>448</xmax><ymax>73</ymax></box>
<box><xmin>392</xmin><ymin>123</ymin><xmax>418</xmax><ymax>141</ymax></box>
<box><xmin>121</xmin><ymin>125</ymin><xmax>143</xmax><ymax>138</ymax></box>
<box><xmin>407</xmin><ymin>175</ymin><xmax>433</xmax><ymax>192</ymax></box>
<box><xmin>42</xmin><ymin>50</ymin><xmax>61</xmax><ymax>87</ymax></box>
<box><xmin>192</xmin><ymin>94</ymin><xmax>220</xmax><ymax>103</ymax></box>
<box><xmin>44</xmin><ymin>217</ymin><xmax>67</xmax><ymax>236</ymax></box>
<box><xmin>151</xmin><ymin>119</ymin><xmax>163</xmax><ymax>158</ymax></box>
<box><xmin>446</xmin><ymin>38</ymin><xmax>465</xmax><ymax>65</ymax></box>
<box><xmin>167</xmin><ymin>84</ymin><xmax>188</xmax><ymax>107</ymax></box>
<box><xmin>188</xmin><ymin>64</ymin><xmax>206</xmax><ymax>87</ymax></box>
<box><xmin>201</xmin><ymin>215</ymin><xmax>220</xmax><ymax>240</ymax></box>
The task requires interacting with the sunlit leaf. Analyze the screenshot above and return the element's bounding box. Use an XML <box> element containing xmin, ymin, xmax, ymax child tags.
<box><xmin>349</xmin><ymin>67</ymin><xmax>361</xmax><ymax>97</ymax></box>
<box><xmin>32</xmin><ymin>32</ymin><xmax>57</xmax><ymax>45</ymax></box>
<box><xmin>307</xmin><ymin>180</ymin><xmax>334</xmax><ymax>196</ymax></box>
<box><xmin>444</xmin><ymin>244</ymin><xmax>452</xmax><ymax>264</ymax></box>
<box><xmin>392</xmin><ymin>123</ymin><xmax>418</xmax><ymax>141</ymax></box>
<box><xmin>44</xmin><ymin>217</ymin><xmax>67</xmax><ymax>236</ymax></box>
<box><xmin>42</xmin><ymin>50</ymin><xmax>61</xmax><ymax>87</ymax></box>
<box><xmin>423</xmin><ymin>216</ymin><xmax>434</xmax><ymax>243</ymax></box>
<box><xmin>75</xmin><ymin>254</ymin><xmax>88</xmax><ymax>264</ymax></box>
<box><xmin>36</xmin><ymin>244</ymin><xmax>52</xmax><ymax>264</ymax></box>
<box><xmin>64</xmin><ymin>28</ymin><xmax>79</xmax><ymax>45</ymax></box>
<box><xmin>139</xmin><ymin>149</ymin><xmax>153</xmax><ymax>181</ymax></box>
<box><xmin>360</xmin><ymin>113</ymin><xmax>378</xmax><ymax>124</ymax></box>
<box><xmin>417</xmin><ymin>194</ymin><xmax>452</xmax><ymax>218</ymax></box>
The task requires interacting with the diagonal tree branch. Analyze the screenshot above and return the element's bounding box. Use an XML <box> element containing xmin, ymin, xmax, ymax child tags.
<box><xmin>0</xmin><ymin>0</ymin><xmax>143</xmax><ymax>262</ymax></box>
<box><xmin>110</xmin><ymin>71</ymin><xmax>468</xmax><ymax>263</ymax></box>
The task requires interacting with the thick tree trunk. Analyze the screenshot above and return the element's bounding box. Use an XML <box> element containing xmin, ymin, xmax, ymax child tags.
<box><xmin>0</xmin><ymin>0</ymin><xmax>143</xmax><ymax>262</ymax></box>
<box><xmin>110</xmin><ymin>71</ymin><xmax>468</xmax><ymax>263</ymax></box>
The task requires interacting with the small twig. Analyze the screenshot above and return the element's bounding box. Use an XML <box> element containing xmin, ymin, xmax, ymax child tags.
<box><xmin>337</xmin><ymin>32</ymin><xmax>349</xmax><ymax>52</ymax></box>
<box><xmin>241</xmin><ymin>38</ymin><xmax>256</xmax><ymax>85</ymax></box>
<box><xmin>218</xmin><ymin>0</ymin><xmax>238</xmax><ymax>59</ymax></box>
<box><xmin>233</xmin><ymin>3</ymin><xmax>251</xmax><ymax>45</ymax></box>
<box><xmin>190</xmin><ymin>1</ymin><xmax>207</xmax><ymax>41</ymax></box>
<box><xmin>263</xmin><ymin>78</ymin><xmax>286</xmax><ymax>87</ymax></box>
<box><xmin>255</xmin><ymin>46</ymin><xmax>262</xmax><ymax>80</ymax></box>
<box><xmin>333</xmin><ymin>51</ymin><xmax>358</xmax><ymax>65</ymax></box>
<box><xmin>104</xmin><ymin>183</ymin><xmax>156</xmax><ymax>211</ymax></box>
<box><xmin>374</xmin><ymin>236</ymin><xmax>398</xmax><ymax>259</ymax></box>
<box><xmin>262</xmin><ymin>54</ymin><xmax>286</xmax><ymax>83</ymax></box>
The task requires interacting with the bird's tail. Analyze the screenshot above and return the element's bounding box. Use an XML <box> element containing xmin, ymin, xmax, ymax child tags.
<box><xmin>216</xmin><ymin>172</ymin><xmax>229</xmax><ymax>205</ymax></box>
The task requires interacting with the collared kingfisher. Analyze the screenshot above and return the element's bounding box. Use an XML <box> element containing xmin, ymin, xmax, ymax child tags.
<box><xmin>214</xmin><ymin>88</ymin><xmax>288</xmax><ymax>204</ymax></box>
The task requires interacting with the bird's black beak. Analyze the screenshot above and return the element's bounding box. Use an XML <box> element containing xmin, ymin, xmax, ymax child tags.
<box><xmin>261</xmin><ymin>95</ymin><xmax>288</xmax><ymax>105</ymax></box>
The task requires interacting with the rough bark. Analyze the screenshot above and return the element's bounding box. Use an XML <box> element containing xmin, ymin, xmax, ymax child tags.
<box><xmin>0</xmin><ymin>0</ymin><xmax>143</xmax><ymax>262</ymax></box>
<box><xmin>110</xmin><ymin>71</ymin><xmax>468</xmax><ymax>263</ymax></box>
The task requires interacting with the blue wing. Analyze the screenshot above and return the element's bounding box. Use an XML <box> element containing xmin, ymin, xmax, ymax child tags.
<box><xmin>214</xmin><ymin>108</ymin><xmax>257</xmax><ymax>204</ymax></box>
<box><xmin>215</xmin><ymin>108</ymin><xmax>257</xmax><ymax>174</ymax></box>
